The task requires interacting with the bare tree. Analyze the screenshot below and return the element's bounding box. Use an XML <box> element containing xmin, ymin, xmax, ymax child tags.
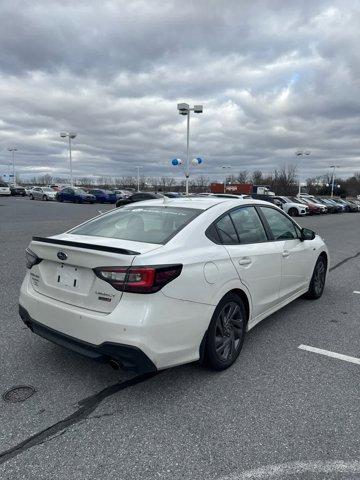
<box><xmin>237</xmin><ymin>170</ymin><xmax>249</xmax><ymax>183</ymax></box>
<box><xmin>251</xmin><ymin>170</ymin><xmax>263</xmax><ymax>184</ymax></box>
<box><xmin>194</xmin><ymin>175</ymin><xmax>210</xmax><ymax>192</ymax></box>
<box><xmin>271</xmin><ymin>164</ymin><xmax>297</xmax><ymax>195</ymax></box>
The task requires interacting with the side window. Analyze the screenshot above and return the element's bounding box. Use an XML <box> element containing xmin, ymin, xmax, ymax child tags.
<box><xmin>260</xmin><ymin>207</ymin><xmax>298</xmax><ymax>240</ymax></box>
<box><xmin>62</xmin><ymin>188</ymin><xmax>69</xmax><ymax>194</ymax></box>
<box><xmin>215</xmin><ymin>214</ymin><xmax>238</xmax><ymax>244</ymax></box>
<box><xmin>131</xmin><ymin>194</ymin><xmax>143</xmax><ymax>201</ymax></box>
<box><xmin>230</xmin><ymin>207</ymin><xmax>267</xmax><ymax>244</ymax></box>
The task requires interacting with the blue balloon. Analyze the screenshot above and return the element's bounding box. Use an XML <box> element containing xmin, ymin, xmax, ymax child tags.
<box><xmin>196</xmin><ymin>157</ymin><xmax>203</xmax><ymax>164</ymax></box>
<box><xmin>171</xmin><ymin>158</ymin><xmax>181</xmax><ymax>166</ymax></box>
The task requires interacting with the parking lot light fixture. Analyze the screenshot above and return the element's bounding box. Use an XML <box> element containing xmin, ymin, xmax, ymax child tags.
<box><xmin>60</xmin><ymin>132</ymin><xmax>77</xmax><ymax>187</ymax></box>
<box><xmin>296</xmin><ymin>150</ymin><xmax>311</xmax><ymax>195</ymax></box>
<box><xmin>8</xmin><ymin>147</ymin><xmax>18</xmax><ymax>184</ymax></box>
<box><xmin>221</xmin><ymin>165</ymin><xmax>231</xmax><ymax>193</ymax></box>
<box><xmin>330</xmin><ymin>165</ymin><xmax>340</xmax><ymax>197</ymax></box>
<box><xmin>136</xmin><ymin>166</ymin><xmax>142</xmax><ymax>192</ymax></box>
<box><xmin>177</xmin><ymin>103</ymin><xmax>203</xmax><ymax>196</ymax></box>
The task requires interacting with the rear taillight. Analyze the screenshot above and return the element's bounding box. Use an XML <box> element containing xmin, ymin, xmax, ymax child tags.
<box><xmin>25</xmin><ymin>248</ymin><xmax>42</xmax><ymax>269</ymax></box>
<box><xmin>94</xmin><ymin>265</ymin><xmax>182</xmax><ymax>293</ymax></box>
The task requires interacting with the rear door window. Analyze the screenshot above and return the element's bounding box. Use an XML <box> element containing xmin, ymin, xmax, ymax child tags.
<box><xmin>215</xmin><ymin>214</ymin><xmax>238</xmax><ymax>244</ymax></box>
<box><xmin>230</xmin><ymin>207</ymin><xmax>267</xmax><ymax>244</ymax></box>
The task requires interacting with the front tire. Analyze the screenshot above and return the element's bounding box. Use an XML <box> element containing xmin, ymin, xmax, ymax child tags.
<box><xmin>204</xmin><ymin>293</ymin><xmax>246</xmax><ymax>370</ymax></box>
<box><xmin>304</xmin><ymin>255</ymin><xmax>327</xmax><ymax>300</ymax></box>
<box><xmin>43</xmin><ymin>195</ymin><xmax>48</xmax><ymax>201</ymax></box>
<box><xmin>29</xmin><ymin>194</ymin><xmax>34</xmax><ymax>200</ymax></box>
<box><xmin>288</xmin><ymin>207</ymin><xmax>298</xmax><ymax>217</ymax></box>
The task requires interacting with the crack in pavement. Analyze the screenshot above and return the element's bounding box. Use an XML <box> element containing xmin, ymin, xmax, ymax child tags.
<box><xmin>329</xmin><ymin>250</ymin><xmax>360</xmax><ymax>272</ymax></box>
<box><xmin>0</xmin><ymin>372</ymin><xmax>157</xmax><ymax>466</ymax></box>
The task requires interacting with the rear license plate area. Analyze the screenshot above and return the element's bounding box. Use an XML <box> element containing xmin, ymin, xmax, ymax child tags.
<box><xmin>56</xmin><ymin>264</ymin><xmax>79</xmax><ymax>288</ymax></box>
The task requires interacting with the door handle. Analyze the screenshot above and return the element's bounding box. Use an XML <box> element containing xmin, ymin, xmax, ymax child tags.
<box><xmin>282</xmin><ymin>250</ymin><xmax>290</xmax><ymax>258</ymax></box>
<box><xmin>238</xmin><ymin>257</ymin><xmax>252</xmax><ymax>266</ymax></box>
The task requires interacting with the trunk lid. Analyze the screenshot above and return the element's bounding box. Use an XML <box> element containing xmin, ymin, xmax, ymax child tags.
<box><xmin>28</xmin><ymin>233</ymin><xmax>161</xmax><ymax>313</ymax></box>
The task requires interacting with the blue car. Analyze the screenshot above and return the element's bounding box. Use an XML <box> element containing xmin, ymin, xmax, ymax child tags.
<box><xmin>88</xmin><ymin>189</ymin><xmax>117</xmax><ymax>203</ymax></box>
<box><xmin>56</xmin><ymin>187</ymin><xmax>96</xmax><ymax>203</ymax></box>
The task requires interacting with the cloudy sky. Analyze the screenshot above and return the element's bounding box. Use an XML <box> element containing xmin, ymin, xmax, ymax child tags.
<box><xmin>1</xmin><ymin>0</ymin><xmax>360</xmax><ymax>182</ymax></box>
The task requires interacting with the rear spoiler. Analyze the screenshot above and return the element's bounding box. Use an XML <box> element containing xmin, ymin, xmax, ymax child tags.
<box><xmin>32</xmin><ymin>236</ymin><xmax>140</xmax><ymax>256</ymax></box>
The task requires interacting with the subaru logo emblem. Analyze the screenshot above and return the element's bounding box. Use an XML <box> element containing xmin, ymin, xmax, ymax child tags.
<box><xmin>57</xmin><ymin>251</ymin><xmax>68</xmax><ymax>261</ymax></box>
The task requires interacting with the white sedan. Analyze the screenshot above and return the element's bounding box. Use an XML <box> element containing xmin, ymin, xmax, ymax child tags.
<box><xmin>0</xmin><ymin>182</ymin><xmax>11</xmax><ymax>195</ymax></box>
<box><xmin>29</xmin><ymin>187</ymin><xmax>57</xmax><ymax>201</ymax></box>
<box><xmin>19</xmin><ymin>197</ymin><xmax>328</xmax><ymax>373</ymax></box>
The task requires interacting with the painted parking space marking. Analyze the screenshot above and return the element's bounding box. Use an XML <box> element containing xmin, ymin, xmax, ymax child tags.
<box><xmin>218</xmin><ymin>459</ymin><xmax>360</xmax><ymax>479</ymax></box>
<box><xmin>353</xmin><ymin>290</ymin><xmax>360</xmax><ymax>294</ymax></box>
<box><xmin>299</xmin><ymin>344</ymin><xmax>360</xmax><ymax>365</ymax></box>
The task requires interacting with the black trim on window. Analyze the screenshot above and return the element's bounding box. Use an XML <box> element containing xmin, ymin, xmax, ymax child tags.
<box><xmin>206</xmin><ymin>204</ymin><xmax>272</xmax><ymax>245</ymax></box>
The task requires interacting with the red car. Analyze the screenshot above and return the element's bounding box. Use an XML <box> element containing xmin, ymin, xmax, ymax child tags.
<box><xmin>289</xmin><ymin>197</ymin><xmax>321</xmax><ymax>215</ymax></box>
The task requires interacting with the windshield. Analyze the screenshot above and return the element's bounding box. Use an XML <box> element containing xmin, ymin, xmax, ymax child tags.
<box><xmin>75</xmin><ymin>189</ymin><xmax>87</xmax><ymax>194</ymax></box>
<box><xmin>43</xmin><ymin>188</ymin><xmax>55</xmax><ymax>192</ymax></box>
<box><xmin>70</xmin><ymin>205</ymin><xmax>202</xmax><ymax>244</ymax></box>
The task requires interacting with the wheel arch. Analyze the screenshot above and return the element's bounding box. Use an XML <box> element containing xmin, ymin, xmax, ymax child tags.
<box><xmin>199</xmin><ymin>286</ymin><xmax>251</xmax><ymax>363</ymax></box>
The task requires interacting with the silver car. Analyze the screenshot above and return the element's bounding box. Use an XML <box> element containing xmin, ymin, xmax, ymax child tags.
<box><xmin>29</xmin><ymin>187</ymin><xmax>57</xmax><ymax>201</ymax></box>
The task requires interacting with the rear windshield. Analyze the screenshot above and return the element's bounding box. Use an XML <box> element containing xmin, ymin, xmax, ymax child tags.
<box><xmin>69</xmin><ymin>206</ymin><xmax>202</xmax><ymax>244</ymax></box>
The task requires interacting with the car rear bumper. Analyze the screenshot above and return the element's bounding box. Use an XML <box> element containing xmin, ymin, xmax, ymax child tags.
<box><xmin>19</xmin><ymin>274</ymin><xmax>212</xmax><ymax>371</ymax></box>
<box><xmin>19</xmin><ymin>305</ymin><xmax>156</xmax><ymax>373</ymax></box>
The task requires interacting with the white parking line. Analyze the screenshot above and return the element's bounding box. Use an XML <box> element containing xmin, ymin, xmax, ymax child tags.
<box><xmin>353</xmin><ymin>290</ymin><xmax>360</xmax><ymax>294</ymax></box>
<box><xmin>299</xmin><ymin>344</ymin><xmax>360</xmax><ymax>365</ymax></box>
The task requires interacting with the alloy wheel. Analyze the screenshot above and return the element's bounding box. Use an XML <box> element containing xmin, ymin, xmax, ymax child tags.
<box><xmin>215</xmin><ymin>301</ymin><xmax>244</xmax><ymax>362</ymax></box>
<box><xmin>313</xmin><ymin>259</ymin><xmax>326</xmax><ymax>296</ymax></box>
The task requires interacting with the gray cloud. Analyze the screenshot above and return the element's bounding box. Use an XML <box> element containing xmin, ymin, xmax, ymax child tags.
<box><xmin>1</xmin><ymin>0</ymin><xmax>360</xmax><ymax>182</ymax></box>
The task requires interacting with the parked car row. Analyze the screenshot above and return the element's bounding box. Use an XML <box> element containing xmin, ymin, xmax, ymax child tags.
<box><xmin>0</xmin><ymin>182</ymin><xmax>26</xmax><ymax>196</ymax></box>
<box><xmin>2</xmin><ymin>183</ymin><xmax>360</xmax><ymax>213</ymax></box>
<box><xmin>251</xmin><ymin>193</ymin><xmax>360</xmax><ymax>215</ymax></box>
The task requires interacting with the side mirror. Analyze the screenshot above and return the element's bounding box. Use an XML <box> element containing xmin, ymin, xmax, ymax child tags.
<box><xmin>301</xmin><ymin>228</ymin><xmax>316</xmax><ymax>241</ymax></box>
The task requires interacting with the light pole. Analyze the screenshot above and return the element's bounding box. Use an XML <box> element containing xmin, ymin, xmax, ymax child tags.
<box><xmin>136</xmin><ymin>166</ymin><xmax>142</xmax><ymax>192</ymax></box>
<box><xmin>330</xmin><ymin>165</ymin><xmax>340</xmax><ymax>197</ymax></box>
<box><xmin>8</xmin><ymin>147</ymin><xmax>18</xmax><ymax>184</ymax></box>
<box><xmin>221</xmin><ymin>165</ymin><xmax>231</xmax><ymax>193</ymax></box>
<box><xmin>295</xmin><ymin>150</ymin><xmax>311</xmax><ymax>195</ymax></box>
<box><xmin>177</xmin><ymin>103</ymin><xmax>203</xmax><ymax>195</ymax></box>
<box><xmin>60</xmin><ymin>132</ymin><xmax>77</xmax><ymax>186</ymax></box>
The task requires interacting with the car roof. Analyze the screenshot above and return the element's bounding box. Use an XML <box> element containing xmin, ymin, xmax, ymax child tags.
<box><xmin>123</xmin><ymin>196</ymin><xmax>271</xmax><ymax>210</ymax></box>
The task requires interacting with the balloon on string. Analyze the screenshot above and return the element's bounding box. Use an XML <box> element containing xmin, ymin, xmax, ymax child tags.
<box><xmin>191</xmin><ymin>157</ymin><xmax>203</xmax><ymax>166</ymax></box>
<box><xmin>171</xmin><ymin>158</ymin><xmax>182</xmax><ymax>166</ymax></box>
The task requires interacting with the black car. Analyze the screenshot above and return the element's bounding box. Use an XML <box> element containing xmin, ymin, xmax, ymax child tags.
<box><xmin>314</xmin><ymin>197</ymin><xmax>340</xmax><ymax>213</ymax></box>
<box><xmin>115</xmin><ymin>192</ymin><xmax>163</xmax><ymax>208</ymax></box>
<box><xmin>251</xmin><ymin>193</ymin><xmax>279</xmax><ymax>205</ymax></box>
<box><xmin>10</xmin><ymin>185</ymin><xmax>26</xmax><ymax>196</ymax></box>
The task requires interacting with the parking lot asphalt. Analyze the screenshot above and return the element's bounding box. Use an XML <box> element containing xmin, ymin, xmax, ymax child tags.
<box><xmin>0</xmin><ymin>196</ymin><xmax>359</xmax><ymax>479</ymax></box>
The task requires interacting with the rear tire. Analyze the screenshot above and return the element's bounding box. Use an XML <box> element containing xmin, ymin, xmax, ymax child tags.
<box><xmin>43</xmin><ymin>195</ymin><xmax>48</xmax><ymax>201</ymax></box>
<box><xmin>29</xmin><ymin>194</ymin><xmax>34</xmax><ymax>200</ymax></box>
<box><xmin>304</xmin><ymin>255</ymin><xmax>327</xmax><ymax>300</ymax></box>
<box><xmin>204</xmin><ymin>293</ymin><xmax>246</xmax><ymax>370</ymax></box>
